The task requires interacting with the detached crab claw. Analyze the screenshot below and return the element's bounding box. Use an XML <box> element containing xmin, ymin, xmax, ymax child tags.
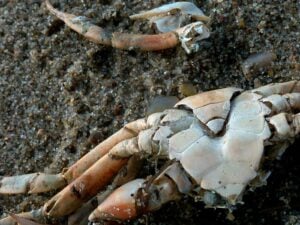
<box><xmin>45</xmin><ymin>0</ymin><xmax>210</xmax><ymax>53</ymax></box>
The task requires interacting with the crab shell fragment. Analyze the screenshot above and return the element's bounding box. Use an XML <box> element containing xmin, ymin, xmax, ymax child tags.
<box><xmin>0</xmin><ymin>81</ymin><xmax>300</xmax><ymax>224</ymax></box>
<box><xmin>130</xmin><ymin>1</ymin><xmax>211</xmax><ymax>33</ymax></box>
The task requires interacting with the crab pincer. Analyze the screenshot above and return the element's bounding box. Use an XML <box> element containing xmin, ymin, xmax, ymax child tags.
<box><xmin>45</xmin><ymin>0</ymin><xmax>210</xmax><ymax>53</ymax></box>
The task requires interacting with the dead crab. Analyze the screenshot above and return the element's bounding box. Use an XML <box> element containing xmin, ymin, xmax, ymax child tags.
<box><xmin>45</xmin><ymin>0</ymin><xmax>210</xmax><ymax>53</ymax></box>
<box><xmin>1</xmin><ymin>81</ymin><xmax>300</xmax><ymax>224</ymax></box>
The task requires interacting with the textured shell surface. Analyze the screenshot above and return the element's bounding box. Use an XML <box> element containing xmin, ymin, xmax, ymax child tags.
<box><xmin>159</xmin><ymin>90</ymin><xmax>274</xmax><ymax>202</ymax></box>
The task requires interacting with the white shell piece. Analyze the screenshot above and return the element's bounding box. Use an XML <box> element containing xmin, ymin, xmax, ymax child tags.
<box><xmin>252</xmin><ymin>80</ymin><xmax>298</xmax><ymax>97</ymax></box>
<box><xmin>230</xmin><ymin>92</ymin><xmax>264</xmax><ymax>115</ymax></box>
<box><xmin>153</xmin><ymin>126</ymin><xmax>173</xmax><ymax>142</ymax></box>
<box><xmin>269</xmin><ymin>113</ymin><xmax>294</xmax><ymax>138</ymax></box>
<box><xmin>166</xmin><ymin>116</ymin><xmax>194</xmax><ymax>133</ymax></box>
<box><xmin>229</xmin><ymin>111</ymin><xmax>266</xmax><ymax>134</ymax></box>
<box><xmin>130</xmin><ymin>2</ymin><xmax>208</xmax><ymax>32</ymax></box>
<box><xmin>161</xmin><ymin>109</ymin><xmax>194</xmax><ymax>133</ymax></box>
<box><xmin>175</xmin><ymin>22</ymin><xmax>210</xmax><ymax>54</ymax></box>
<box><xmin>262</xmin><ymin>94</ymin><xmax>290</xmax><ymax>113</ymax></box>
<box><xmin>161</xmin><ymin>109</ymin><xmax>190</xmax><ymax>123</ymax></box>
<box><xmin>178</xmin><ymin>136</ymin><xmax>222</xmax><ymax>183</ymax></box>
<box><xmin>138</xmin><ymin>128</ymin><xmax>157</xmax><ymax>154</ymax></box>
<box><xmin>175</xmin><ymin>87</ymin><xmax>241</xmax><ymax>110</ymax></box>
<box><xmin>193</xmin><ymin>101</ymin><xmax>230</xmax><ymax>123</ymax></box>
<box><xmin>164</xmin><ymin>163</ymin><xmax>193</xmax><ymax>194</ymax></box>
<box><xmin>153</xmin><ymin>126</ymin><xmax>173</xmax><ymax>156</ymax></box>
<box><xmin>154</xmin><ymin>16</ymin><xmax>181</xmax><ymax>33</ymax></box>
<box><xmin>169</xmin><ymin>91</ymin><xmax>272</xmax><ymax>200</ymax></box>
<box><xmin>168</xmin><ymin>126</ymin><xmax>204</xmax><ymax>159</ymax></box>
<box><xmin>201</xmin><ymin>162</ymin><xmax>257</xmax><ymax>201</ymax></box>
<box><xmin>147</xmin><ymin>112</ymin><xmax>165</xmax><ymax>127</ymax></box>
<box><xmin>285</xmin><ymin>93</ymin><xmax>300</xmax><ymax>110</ymax></box>
<box><xmin>206</xmin><ymin>119</ymin><xmax>225</xmax><ymax>134</ymax></box>
<box><xmin>222</xmin><ymin>130</ymin><xmax>265</xmax><ymax>170</ymax></box>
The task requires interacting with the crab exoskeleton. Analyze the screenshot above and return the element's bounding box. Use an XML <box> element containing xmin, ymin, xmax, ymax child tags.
<box><xmin>45</xmin><ymin>0</ymin><xmax>210</xmax><ymax>53</ymax></box>
<box><xmin>0</xmin><ymin>81</ymin><xmax>300</xmax><ymax>224</ymax></box>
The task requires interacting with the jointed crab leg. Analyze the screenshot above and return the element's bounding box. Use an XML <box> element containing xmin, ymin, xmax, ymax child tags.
<box><xmin>0</xmin><ymin>118</ymin><xmax>147</xmax><ymax>195</ymax></box>
<box><xmin>68</xmin><ymin>155</ymin><xmax>143</xmax><ymax>225</ymax></box>
<box><xmin>43</xmin><ymin>154</ymin><xmax>128</xmax><ymax>217</ymax></box>
<box><xmin>0</xmin><ymin>173</ymin><xmax>66</xmax><ymax>194</ymax></box>
<box><xmin>0</xmin><ymin>209</ymin><xmax>44</xmax><ymax>225</ymax></box>
<box><xmin>89</xmin><ymin>162</ymin><xmax>190</xmax><ymax>222</ymax></box>
<box><xmin>45</xmin><ymin>0</ymin><xmax>179</xmax><ymax>51</ymax></box>
<box><xmin>45</xmin><ymin>0</ymin><xmax>210</xmax><ymax>52</ymax></box>
<box><xmin>0</xmin><ymin>118</ymin><xmax>147</xmax><ymax>225</ymax></box>
<box><xmin>63</xmin><ymin>118</ymin><xmax>147</xmax><ymax>182</ymax></box>
<box><xmin>41</xmin><ymin>119</ymin><xmax>147</xmax><ymax>217</ymax></box>
<box><xmin>0</xmin><ymin>157</ymin><xmax>128</xmax><ymax>224</ymax></box>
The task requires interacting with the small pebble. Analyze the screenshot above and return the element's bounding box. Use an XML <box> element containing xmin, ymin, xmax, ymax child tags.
<box><xmin>147</xmin><ymin>96</ymin><xmax>179</xmax><ymax>115</ymax></box>
<box><xmin>178</xmin><ymin>82</ymin><xmax>197</xmax><ymax>97</ymax></box>
<box><xmin>241</xmin><ymin>52</ymin><xmax>277</xmax><ymax>80</ymax></box>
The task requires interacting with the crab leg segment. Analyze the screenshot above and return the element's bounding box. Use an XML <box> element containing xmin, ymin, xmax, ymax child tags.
<box><xmin>88</xmin><ymin>179</ymin><xmax>145</xmax><ymax>221</ymax></box>
<box><xmin>0</xmin><ymin>173</ymin><xmax>66</xmax><ymax>194</ymax></box>
<box><xmin>45</xmin><ymin>0</ymin><xmax>178</xmax><ymax>51</ymax></box>
<box><xmin>89</xmin><ymin>175</ymin><xmax>180</xmax><ymax>222</ymax></box>
<box><xmin>64</xmin><ymin>118</ymin><xmax>147</xmax><ymax>182</ymax></box>
<box><xmin>111</xmin><ymin>32</ymin><xmax>179</xmax><ymax>51</ymax></box>
<box><xmin>89</xmin><ymin>162</ymin><xmax>192</xmax><ymax>222</ymax></box>
<box><xmin>45</xmin><ymin>0</ymin><xmax>111</xmax><ymax>46</ymax></box>
<box><xmin>67</xmin><ymin>155</ymin><xmax>143</xmax><ymax>225</ymax></box>
<box><xmin>0</xmin><ymin>209</ymin><xmax>44</xmax><ymax>225</ymax></box>
<box><xmin>0</xmin><ymin>119</ymin><xmax>146</xmax><ymax>195</ymax></box>
<box><xmin>44</xmin><ymin>154</ymin><xmax>128</xmax><ymax>217</ymax></box>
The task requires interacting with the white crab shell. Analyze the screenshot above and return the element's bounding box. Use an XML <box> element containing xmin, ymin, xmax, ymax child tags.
<box><xmin>151</xmin><ymin>88</ymin><xmax>273</xmax><ymax>202</ymax></box>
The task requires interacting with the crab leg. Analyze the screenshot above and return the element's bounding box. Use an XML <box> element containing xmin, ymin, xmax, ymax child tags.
<box><xmin>43</xmin><ymin>154</ymin><xmax>127</xmax><ymax>217</ymax></box>
<box><xmin>0</xmin><ymin>118</ymin><xmax>147</xmax><ymax>195</ymax></box>
<box><xmin>253</xmin><ymin>80</ymin><xmax>300</xmax><ymax>97</ymax></box>
<box><xmin>0</xmin><ymin>157</ymin><xmax>128</xmax><ymax>224</ymax></box>
<box><xmin>89</xmin><ymin>162</ymin><xmax>191</xmax><ymax>222</ymax></box>
<box><xmin>44</xmin><ymin>142</ymin><xmax>146</xmax><ymax>218</ymax></box>
<box><xmin>0</xmin><ymin>209</ymin><xmax>44</xmax><ymax>225</ymax></box>
<box><xmin>45</xmin><ymin>0</ymin><xmax>179</xmax><ymax>51</ymax></box>
<box><xmin>0</xmin><ymin>173</ymin><xmax>66</xmax><ymax>194</ymax></box>
<box><xmin>63</xmin><ymin>118</ymin><xmax>147</xmax><ymax>182</ymax></box>
<box><xmin>67</xmin><ymin>155</ymin><xmax>143</xmax><ymax>225</ymax></box>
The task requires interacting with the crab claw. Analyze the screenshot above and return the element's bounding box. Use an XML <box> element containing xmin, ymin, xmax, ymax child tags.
<box><xmin>89</xmin><ymin>174</ymin><xmax>181</xmax><ymax>222</ymax></box>
<box><xmin>88</xmin><ymin>179</ymin><xmax>144</xmax><ymax>222</ymax></box>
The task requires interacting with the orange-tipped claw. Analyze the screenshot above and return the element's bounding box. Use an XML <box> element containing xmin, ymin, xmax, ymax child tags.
<box><xmin>88</xmin><ymin>179</ymin><xmax>145</xmax><ymax>222</ymax></box>
<box><xmin>89</xmin><ymin>173</ymin><xmax>182</xmax><ymax>222</ymax></box>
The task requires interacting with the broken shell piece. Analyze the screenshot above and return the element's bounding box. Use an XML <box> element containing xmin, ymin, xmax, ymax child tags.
<box><xmin>130</xmin><ymin>2</ymin><xmax>210</xmax><ymax>53</ymax></box>
<box><xmin>130</xmin><ymin>2</ymin><xmax>210</xmax><ymax>32</ymax></box>
<box><xmin>175</xmin><ymin>22</ymin><xmax>210</xmax><ymax>54</ymax></box>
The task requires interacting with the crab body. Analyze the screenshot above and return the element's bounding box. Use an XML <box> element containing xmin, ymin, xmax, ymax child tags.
<box><xmin>0</xmin><ymin>81</ymin><xmax>300</xmax><ymax>224</ymax></box>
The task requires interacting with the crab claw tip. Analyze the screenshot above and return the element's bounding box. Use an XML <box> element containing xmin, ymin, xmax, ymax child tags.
<box><xmin>88</xmin><ymin>179</ymin><xmax>145</xmax><ymax>222</ymax></box>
